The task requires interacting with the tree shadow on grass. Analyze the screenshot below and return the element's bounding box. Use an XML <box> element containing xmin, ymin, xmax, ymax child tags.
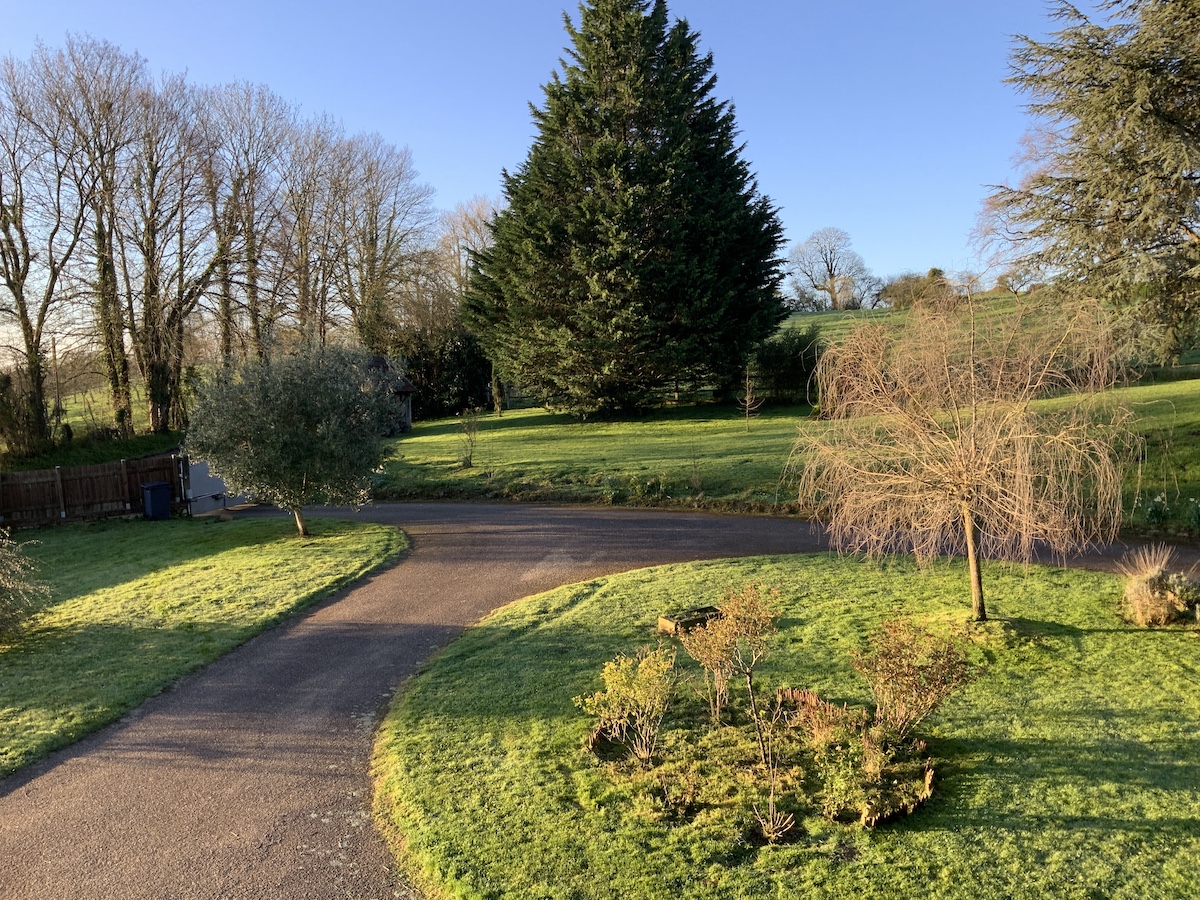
<box><xmin>922</xmin><ymin>730</ymin><xmax>1200</xmax><ymax>841</ymax></box>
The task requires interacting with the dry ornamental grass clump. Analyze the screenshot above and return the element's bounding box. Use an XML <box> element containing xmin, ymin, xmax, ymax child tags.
<box><xmin>1115</xmin><ymin>544</ymin><xmax>1200</xmax><ymax>626</ymax></box>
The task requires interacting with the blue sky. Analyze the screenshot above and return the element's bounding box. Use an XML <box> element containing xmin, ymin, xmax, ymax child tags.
<box><xmin>6</xmin><ymin>0</ymin><xmax>1093</xmax><ymax>281</ymax></box>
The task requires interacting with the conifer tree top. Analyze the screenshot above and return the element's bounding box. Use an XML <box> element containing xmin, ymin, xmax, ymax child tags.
<box><xmin>465</xmin><ymin>0</ymin><xmax>784</xmax><ymax>415</ymax></box>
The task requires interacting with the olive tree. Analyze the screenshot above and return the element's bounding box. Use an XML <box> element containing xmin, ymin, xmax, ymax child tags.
<box><xmin>793</xmin><ymin>294</ymin><xmax>1131</xmax><ymax>621</ymax></box>
<box><xmin>186</xmin><ymin>347</ymin><xmax>403</xmax><ymax>536</ymax></box>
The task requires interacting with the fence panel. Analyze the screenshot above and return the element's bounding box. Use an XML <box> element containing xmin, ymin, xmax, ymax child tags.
<box><xmin>0</xmin><ymin>455</ymin><xmax>185</xmax><ymax>527</ymax></box>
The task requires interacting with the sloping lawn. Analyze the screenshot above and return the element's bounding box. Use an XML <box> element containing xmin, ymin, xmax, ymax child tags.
<box><xmin>0</xmin><ymin>516</ymin><xmax>404</xmax><ymax>776</ymax></box>
<box><xmin>378</xmin><ymin>378</ymin><xmax>1200</xmax><ymax>533</ymax></box>
<box><xmin>376</xmin><ymin>404</ymin><xmax>809</xmax><ymax>511</ymax></box>
<box><xmin>373</xmin><ymin>554</ymin><xmax>1200</xmax><ymax>899</ymax></box>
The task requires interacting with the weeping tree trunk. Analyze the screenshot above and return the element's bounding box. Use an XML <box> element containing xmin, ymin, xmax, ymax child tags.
<box><xmin>963</xmin><ymin>504</ymin><xmax>986</xmax><ymax>622</ymax></box>
<box><xmin>292</xmin><ymin>507</ymin><xmax>309</xmax><ymax>537</ymax></box>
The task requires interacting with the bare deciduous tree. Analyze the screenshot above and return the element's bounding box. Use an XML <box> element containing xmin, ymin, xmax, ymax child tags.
<box><xmin>117</xmin><ymin>74</ymin><xmax>217</xmax><ymax>432</ymax></box>
<box><xmin>335</xmin><ymin>134</ymin><xmax>434</xmax><ymax>354</ymax></box>
<box><xmin>276</xmin><ymin>115</ymin><xmax>344</xmax><ymax>349</ymax></box>
<box><xmin>0</xmin><ymin>50</ymin><xmax>92</xmax><ymax>453</ymax></box>
<box><xmin>792</xmin><ymin>293</ymin><xmax>1131</xmax><ymax>621</ymax></box>
<box><xmin>204</xmin><ymin>81</ymin><xmax>292</xmax><ymax>360</ymax></box>
<box><xmin>788</xmin><ymin>227</ymin><xmax>878</xmax><ymax>311</ymax></box>
<box><xmin>42</xmin><ymin>36</ymin><xmax>145</xmax><ymax>433</ymax></box>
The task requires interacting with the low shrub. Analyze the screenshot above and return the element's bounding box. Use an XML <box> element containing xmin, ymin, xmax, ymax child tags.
<box><xmin>582</xmin><ymin>594</ymin><xmax>972</xmax><ymax>838</ymax></box>
<box><xmin>850</xmin><ymin>618</ymin><xmax>981</xmax><ymax>740</ymax></box>
<box><xmin>777</xmin><ymin>687</ymin><xmax>934</xmax><ymax>827</ymax></box>
<box><xmin>0</xmin><ymin>530</ymin><xmax>52</xmax><ymax>641</ymax></box>
<box><xmin>574</xmin><ymin>644</ymin><xmax>676</xmax><ymax>766</ymax></box>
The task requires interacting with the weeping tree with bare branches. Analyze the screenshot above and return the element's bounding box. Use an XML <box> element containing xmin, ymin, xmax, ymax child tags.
<box><xmin>793</xmin><ymin>294</ymin><xmax>1132</xmax><ymax>621</ymax></box>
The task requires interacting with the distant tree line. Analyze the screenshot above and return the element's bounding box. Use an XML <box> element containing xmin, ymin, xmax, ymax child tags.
<box><xmin>0</xmin><ymin>36</ymin><xmax>494</xmax><ymax>457</ymax></box>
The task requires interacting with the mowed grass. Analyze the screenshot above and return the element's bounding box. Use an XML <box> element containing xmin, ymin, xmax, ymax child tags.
<box><xmin>372</xmin><ymin>554</ymin><xmax>1200</xmax><ymax>900</ymax></box>
<box><xmin>379</xmin><ymin>378</ymin><xmax>1200</xmax><ymax>532</ymax></box>
<box><xmin>377</xmin><ymin>403</ymin><xmax>811</xmax><ymax>511</ymax></box>
<box><xmin>0</xmin><ymin>516</ymin><xmax>405</xmax><ymax>776</ymax></box>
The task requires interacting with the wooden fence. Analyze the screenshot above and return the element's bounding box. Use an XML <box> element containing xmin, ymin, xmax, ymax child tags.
<box><xmin>0</xmin><ymin>455</ymin><xmax>186</xmax><ymax>527</ymax></box>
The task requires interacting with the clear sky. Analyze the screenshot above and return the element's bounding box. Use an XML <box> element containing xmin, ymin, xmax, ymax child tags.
<box><xmin>5</xmin><ymin>0</ymin><xmax>1093</xmax><ymax>282</ymax></box>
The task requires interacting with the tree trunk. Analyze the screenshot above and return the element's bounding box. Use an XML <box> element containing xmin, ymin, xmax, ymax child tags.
<box><xmin>963</xmin><ymin>503</ymin><xmax>986</xmax><ymax>621</ymax></box>
<box><xmin>292</xmin><ymin>507</ymin><xmax>309</xmax><ymax>537</ymax></box>
<box><xmin>95</xmin><ymin>210</ymin><xmax>134</xmax><ymax>436</ymax></box>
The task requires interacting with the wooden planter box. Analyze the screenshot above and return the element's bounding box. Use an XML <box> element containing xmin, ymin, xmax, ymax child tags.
<box><xmin>657</xmin><ymin>606</ymin><xmax>721</xmax><ymax>635</ymax></box>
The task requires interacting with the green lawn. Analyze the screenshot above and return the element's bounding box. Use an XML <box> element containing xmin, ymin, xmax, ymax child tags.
<box><xmin>372</xmin><ymin>554</ymin><xmax>1200</xmax><ymax>900</ymax></box>
<box><xmin>376</xmin><ymin>403</ymin><xmax>810</xmax><ymax>512</ymax></box>
<box><xmin>0</xmin><ymin>516</ymin><xmax>405</xmax><ymax>776</ymax></box>
<box><xmin>379</xmin><ymin>377</ymin><xmax>1200</xmax><ymax>534</ymax></box>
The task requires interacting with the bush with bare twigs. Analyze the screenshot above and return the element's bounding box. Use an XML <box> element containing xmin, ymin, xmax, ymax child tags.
<box><xmin>850</xmin><ymin>618</ymin><xmax>981</xmax><ymax>740</ymax></box>
<box><xmin>0</xmin><ymin>530</ymin><xmax>51</xmax><ymax>641</ymax></box>
<box><xmin>678</xmin><ymin>583</ymin><xmax>778</xmax><ymax>764</ymax></box>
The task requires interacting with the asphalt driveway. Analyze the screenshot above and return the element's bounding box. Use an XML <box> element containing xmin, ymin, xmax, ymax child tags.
<box><xmin>0</xmin><ymin>504</ymin><xmax>830</xmax><ymax>899</ymax></box>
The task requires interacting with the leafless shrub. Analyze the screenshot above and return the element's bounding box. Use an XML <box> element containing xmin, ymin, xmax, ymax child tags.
<box><xmin>0</xmin><ymin>530</ymin><xmax>51</xmax><ymax>640</ymax></box>
<box><xmin>751</xmin><ymin>700</ymin><xmax>795</xmax><ymax>844</ymax></box>
<box><xmin>738</xmin><ymin>365</ymin><xmax>764</xmax><ymax>432</ymax></box>
<box><xmin>678</xmin><ymin>584</ymin><xmax>778</xmax><ymax>762</ymax></box>
<box><xmin>850</xmin><ymin>619</ymin><xmax>980</xmax><ymax>741</ymax></box>
<box><xmin>793</xmin><ymin>292</ymin><xmax>1132</xmax><ymax>621</ymax></box>
<box><xmin>458</xmin><ymin>405</ymin><xmax>481</xmax><ymax>468</ymax></box>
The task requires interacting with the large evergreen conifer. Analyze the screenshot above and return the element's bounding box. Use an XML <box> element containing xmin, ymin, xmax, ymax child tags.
<box><xmin>465</xmin><ymin>0</ymin><xmax>785</xmax><ymax>414</ymax></box>
<box><xmin>990</xmin><ymin>0</ymin><xmax>1200</xmax><ymax>360</ymax></box>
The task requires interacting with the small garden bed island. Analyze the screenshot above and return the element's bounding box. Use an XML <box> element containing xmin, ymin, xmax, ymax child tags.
<box><xmin>372</xmin><ymin>554</ymin><xmax>1200</xmax><ymax>900</ymax></box>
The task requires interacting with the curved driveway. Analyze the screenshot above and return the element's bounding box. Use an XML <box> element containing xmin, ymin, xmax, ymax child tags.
<box><xmin>0</xmin><ymin>503</ymin><xmax>832</xmax><ymax>899</ymax></box>
<box><xmin>1</xmin><ymin>502</ymin><xmax>1192</xmax><ymax>898</ymax></box>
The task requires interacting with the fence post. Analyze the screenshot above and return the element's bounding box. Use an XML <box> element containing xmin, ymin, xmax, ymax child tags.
<box><xmin>121</xmin><ymin>458</ymin><xmax>131</xmax><ymax>511</ymax></box>
<box><xmin>54</xmin><ymin>466</ymin><xmax>67</xmax><ymax>520</ymax></box>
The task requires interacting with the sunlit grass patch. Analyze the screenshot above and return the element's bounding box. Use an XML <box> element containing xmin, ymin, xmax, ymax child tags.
<box><xmin>0</xmin><ymin>516</ymin><xmax>404</xmax><ymax>776</ymax></box>
<box><xmin>373</xmin><ymin>554</ymin><xmax>1200</xmax><ymax>900</ymax></box>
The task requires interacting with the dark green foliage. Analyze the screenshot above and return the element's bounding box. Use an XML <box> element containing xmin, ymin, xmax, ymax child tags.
<box><xmin>752</xmin><ymin>325</ymin><xmax>824</xmax><ymax>404</ymax></box>
<box><xmin>394</xmin><ymin>327</ymin><xmax>491</xmax><ymax>420</ymax></box>
<box><xmin>186</xmin><ymin>347</ymin><xmax>404</xmax><ymax>535</ymax></box>
<box><xmin>465</xmin><ymin>0</ymin><xmax>786</xmax><ymax>415</ymax></box>
<box><xmin>991</xmin><ymin>1</ymin><xmax>1200</xmax><ymax>360</ymax></box>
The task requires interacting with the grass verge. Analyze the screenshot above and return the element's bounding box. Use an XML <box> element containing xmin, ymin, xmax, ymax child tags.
<box><xmin>0</xmin><ymin>516</ymin><xmax>405</xmax><ymax>776</ymax></box>
<box><xmin>376</xmin><ymin>403</ymin><xmax>808</xmax><ymax>512</ymax></box>
<box><xmin>372</xmin><ymin>554</ymin><xmax>1200</xmax><ymax>900</ymax></box>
